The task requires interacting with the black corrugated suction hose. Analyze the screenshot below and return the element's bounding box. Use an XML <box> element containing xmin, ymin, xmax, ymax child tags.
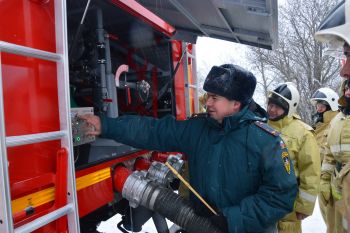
<box><xmin>149</xmin><ymin>187</ymin><xmax>223</xmax><ymax>233</ymax></box>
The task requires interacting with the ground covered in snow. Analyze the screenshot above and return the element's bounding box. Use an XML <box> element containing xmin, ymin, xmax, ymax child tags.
<box><xmin>302</xmin><ymin>199</ymin><xmax>326</xmax><ymax>232</ymax></box>
<box><xmin>97</xmin><ymin>199</ymin><xmax>326</xmax><ymax>233</ymax></box>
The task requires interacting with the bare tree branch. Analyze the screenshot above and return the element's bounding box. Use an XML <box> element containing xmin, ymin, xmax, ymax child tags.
<box><xmin>246</xmin><ymin>0</ymin><xmax>341</xmax><ymax>124</ymax></box>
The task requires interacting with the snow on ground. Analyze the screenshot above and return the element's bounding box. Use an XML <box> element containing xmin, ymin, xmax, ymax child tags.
<box><xmin>97</xmin><ymin>199</ymin><xmax>327</xmax><ymax>233</ymax></box>
<box><xmin>97</xmin><ymin>214</ymin><xmax>173</xmax><ymax>233</ymax></box>
<box><xmin>302</xmin><ymin>199</ymin><xmax>326</xmax><ymax>233</ymax></box>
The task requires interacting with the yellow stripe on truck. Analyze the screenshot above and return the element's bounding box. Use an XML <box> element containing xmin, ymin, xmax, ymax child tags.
<box><xmin>76</xmin><ymin>168</ymin><xmax>111</xmax><ymax>190</ymax></box>
<box><xmin>11</xmin><ymin>187</ymin><xmax>55</xmax><ymax>214</ymax></box>
<box><xmin>11</xmin><ymin>168</ymin><xmax>111</xmax><ymax>214</ymax></box>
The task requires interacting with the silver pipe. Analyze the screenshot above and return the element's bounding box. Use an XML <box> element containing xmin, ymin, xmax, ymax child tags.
<box><xmin>0</xmin><ymin>41</ymin><xmax>61</xmax><ymax>62</ymax></box>
<box><xmin>6</xmin><ymin>131</ymin><xmax>67</xmax><ymax>147</ymax></box>
<box><xmin>14</xmin><ymin>204</ymin><xmax>74</xmax><ymax>233</ymax></box>
<box><xmin>105</xmin><ymin>35</ymin><xmax>118</xmax><ymax>117</ymax></box>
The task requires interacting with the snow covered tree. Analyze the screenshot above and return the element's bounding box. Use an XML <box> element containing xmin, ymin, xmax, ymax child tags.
<box><xmin>247</xmin><ymin>0</ymin><xmax>341</xmax><ymax>123</ymax></box>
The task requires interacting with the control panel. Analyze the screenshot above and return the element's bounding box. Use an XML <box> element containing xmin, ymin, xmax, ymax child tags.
<box><xmin>71</xmin><ymin>107</ymin><xmax>96</xmax><ymax>146</ymax></box>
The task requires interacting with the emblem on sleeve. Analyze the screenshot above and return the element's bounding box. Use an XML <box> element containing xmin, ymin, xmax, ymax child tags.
<box><xmin>282</xmin><ymin>151</ymin><xmax>291</xmax><ymax>174</ymax></box>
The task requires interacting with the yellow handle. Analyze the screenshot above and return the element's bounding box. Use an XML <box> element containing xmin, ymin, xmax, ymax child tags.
<box><xmin>165</xmin><ymin>162</ymin><xmax>218</xmax><ymax>215</ymax></box>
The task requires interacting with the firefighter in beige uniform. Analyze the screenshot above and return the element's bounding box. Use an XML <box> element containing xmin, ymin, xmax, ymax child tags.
<box><xmin>310</xmin><ymin>88</ymin><xmax>339</xmax><ymax>233</ymax></box>
<box><xmin>321</xmin><ymin>80</ymin><xmax>350</xmax><ymax>233</ymax></box>
<box><xmin>267</xmin><ymin>82</ymin><xmax>320</xmax><ymax>233</ymax></box>
<box><xmin>315</xmin><ymin>1</ymin><xmax>350</xmax><ymax>231</ymax></box>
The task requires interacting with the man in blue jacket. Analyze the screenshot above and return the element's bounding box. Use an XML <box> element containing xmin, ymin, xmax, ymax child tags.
<box><xmin>82</xmin><ymin>64</ymin><xmax>298</xmax><ymax>233</ymax></box>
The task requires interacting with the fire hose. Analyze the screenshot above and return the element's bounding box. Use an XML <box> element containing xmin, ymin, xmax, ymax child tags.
<box><xmin>114</xmin><ymin>155</ymin><xmax>223</xmax><ymax>233</ymax></box>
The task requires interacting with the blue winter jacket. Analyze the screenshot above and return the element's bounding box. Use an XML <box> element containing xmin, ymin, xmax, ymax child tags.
<box><xmin>101</xmin><ymin>105</ymin><xmax>298</xmax><ymax>233</ymax></box>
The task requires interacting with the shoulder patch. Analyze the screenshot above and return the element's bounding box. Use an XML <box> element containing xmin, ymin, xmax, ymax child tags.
<box><xmin>282</xmin><ymin>151</ymin><xmax>291</xmax><ymax>174</ymax></box>
<box><xmin>254</xmin><ymin>121</ymin><xmax>280</xmax><ymax>136</ymax></box>
<box><xmin>190</xmin><ymin>113</ymin><xmax>208</xmax><ymax>119</ymax></box>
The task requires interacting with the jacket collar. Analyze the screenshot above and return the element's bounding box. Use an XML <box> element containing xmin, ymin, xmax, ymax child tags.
<box><xmin>207</xmin><ymin>104</ymin><xmax>263</xmax><ymax>132</ymax></box>
<box><xmin>323</xmin><ymin>110</ymin><xmax>339</xmax><ymax>123</ymax></box>
<box><xmin>268</xmin><ymin>116</ymin><xmax>294</xmax><ymax>131</ymax></box>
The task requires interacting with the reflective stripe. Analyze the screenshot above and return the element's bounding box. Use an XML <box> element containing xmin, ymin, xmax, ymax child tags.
<box><xmin>11</xmin><ymin>168</ymin><xmax>111</xmax><ymax>214</ymax></box>
<box><xmin>11</xmin><ymin>187</ymin><xmax>55</xmax><ymax>214</ymax></box>
<box><xmin>76</xmin><ymin>168</ymin><xmax>111</xmax><ymax>191</ymax></box>
<box><xmin>330</xmin><ymin>144</ymin><xmax>350</xmax><ymax>153</ymax></box>
<box><xmin>321</xmin><ymin>163</ymin><xmax>335</xmax><ymax>172</ymax></box>
<box><xmin>343</xmin><ymin>217</ymin><xmax>348</xmax><ymax>230</ymax></box>
<box><xmin>299</xmin><ymin>189</ymin><xmax>317</xmax><ymax>203</ymax></box>
<box><xmin>331</xmin><ymin>183</ymin><xmax>342</xmax><ymax>201</ymax></box>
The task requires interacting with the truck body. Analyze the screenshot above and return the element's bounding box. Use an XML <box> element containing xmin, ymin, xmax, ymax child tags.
<box><xmin>0</xmin><ymin>0</ymin><xmax>278</xmax><ymax>232</ymax></box>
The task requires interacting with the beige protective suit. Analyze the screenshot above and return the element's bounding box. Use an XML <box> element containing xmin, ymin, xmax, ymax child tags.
<box><xmin>314</xmin><ymin>110</ymin><xmax>339</xmax><ymax>233</ymax></box>
<box><xmin>322</xmin><ymin>111</ymin><xmax>350</xmax><ymax>233</ymax></box>
<box><xmin>314</xmin><ymin>111</ymin><xmax>340</xmax><ymax>162</ymax></box>
<box><xmin>269</xmin><ymin>115</ymin><xmax>320</xmax><ymax>233</ymax></box>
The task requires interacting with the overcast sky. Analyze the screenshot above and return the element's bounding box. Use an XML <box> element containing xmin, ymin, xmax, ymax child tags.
<box><xmin>196</xmin><ymin>37</ymin><xmax>266</xmax><ymax>105</ymax></box>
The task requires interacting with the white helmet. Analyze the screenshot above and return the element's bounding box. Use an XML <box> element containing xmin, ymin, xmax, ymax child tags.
<box><xmin>310</xmin><ymin>87</ymin><xmax>339</xmax><ymax>111</ymax></box>
<box><xmin>314</xmin><ymin>0</ymin><xmax>350</xmax><ymax>58</ymax></box>
<box><xmin>268</xmin><ymin>82</ymin><xmax>300</xmax><ymax>117</ymax></box>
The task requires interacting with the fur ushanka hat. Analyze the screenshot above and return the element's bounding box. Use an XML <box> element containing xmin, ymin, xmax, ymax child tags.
<box><xmin>203</xmin><ymin>64</ymin><xmax>256</xmax><ymax>106</ymax></box>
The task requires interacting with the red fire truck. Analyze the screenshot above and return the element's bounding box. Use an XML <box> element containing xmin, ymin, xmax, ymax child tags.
<box><xmin>0</xmin><ymin>0</ymin><xmax>278</xmax><ymax>232</ymax></box>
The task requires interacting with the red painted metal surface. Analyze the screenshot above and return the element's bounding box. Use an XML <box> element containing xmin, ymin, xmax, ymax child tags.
<box><xmin>55</xmin><ymin>148</ymin><xmax>68</xmax><ymax>231</ymax></box>
<box><xmin>113</xmin><ymin>166</ymin><xmax>132</xmax><ymax>193</ymax></box>
<box><xmin>108</xmin><ymin>0</ymin><xmax>175</xmax><ymax>38</ymax></box>
<box><xmin>134</xmin><ymin>158</ymin><xmax>151</xmax><ymax>171</ymax></box>
<box><xmin>0</xmin><ymin>1</ymin><xmax>191</xmax><ymax>231</ymax></box>
<box><xmin>76</xmin><ymin>150</ymin><xmax>149</xmax><ymax>217</ymax></box>
<box><xmin>77</xmin><ymin>178</ymin><xmax>115</xmax><ymax>218</ymax></box>
<box><xmin>187</xmin><ymin>44</ymin><xmax>196</xmax><ymax>115</ymax></box>
<box><xmin>0</xmin><ymin>0</ymin><xmax>56</xmax><ymax>52</ymax></box>
<box><xmin>75</xmin><ymin>150</ymin><xmax>149</xmax><ymax>177</ymax></box>
<box><xmin>172</xmin><ymin>41</ymin><xmax>187</xmax><ymax>120</ymax></box>
<box><xmin>13</xmin><ymin>149</ymin><xmax>70</xmax><ymax>232</ymax></box>
<box><xmin>0</xmin><ymin>1</ymin><xmax>62</xmax><ymax>232</ymax></box>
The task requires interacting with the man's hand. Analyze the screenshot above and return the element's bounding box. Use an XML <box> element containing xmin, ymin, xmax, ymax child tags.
<box><xmin>296</xmin><ymin>212</ymin><xmax>309</xmax><ymax>220</ymax></box>
<box><xmin>79</xmin><ymin>114</ymin><xmax>102</xmax><ymax>136</ymax></box>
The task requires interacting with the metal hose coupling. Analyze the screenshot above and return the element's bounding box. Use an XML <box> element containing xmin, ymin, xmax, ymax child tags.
<box><xmin>122</xmin><ymin>171</ymin><xmax>223</xmax><ymax>233</ymax></box>
<box><xmin>147</xmin><ymin>154</ymin><xmax>184</xmax><ymax>186</ymax></box>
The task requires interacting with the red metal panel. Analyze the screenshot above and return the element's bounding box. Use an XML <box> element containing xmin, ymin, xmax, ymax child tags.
<box><xmin>55</xmin><ymin>148</ymin><xmax>68</xmax><ymax>232</ymax></box>
<box><xmin>77</xmin><ymin>178</ymin><xmax>114</xmax><ymax>217</ymax></box>
<box><xmin>76</xmin><ymin>150</ymin><xmax>149</xmax><ymax>177</ymax></box>
<box><xmin>75</xmin><ymin>150</ymin><xmax>149</xmax><ymax>216</ymax></box>
<box><xmin>172</xmin><ymin>41</ymin><xmax>187</xmax><ymax>120</ymax></box>
<box><xmin>1</xmin><ymin>1</ymin><xmax>61</xmax><ymax>232</ymax></box>
<box><xmin>2</xmin><ymin>54</ymin><xmax>60</xmax><ymax>136</ymax></box>
<box><xmin>187</xmin><ymin>44</ymin><xmax>196</xmax><ymax>115</ymax></box>
<box><xmin>1</xmin><ymin>0</ymin><xmax>60</xmax><ymax>192</ymax></box>
<box><xmin>109</xmin><ymin>0</ymin><xmax>175</xmax><ymax>38</ymax></box>
<box><xmin>0</xmin><ymin>0</ymin><xmax>56</xmax><ymax>52</ymax></box>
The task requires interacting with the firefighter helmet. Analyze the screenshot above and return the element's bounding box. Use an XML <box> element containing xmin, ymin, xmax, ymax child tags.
<box><xmin>310</xmin><ymin>87</ymin><xmax>339</xmax><ymax>111</ymax></box>
<box><xmin>268</xmin><ymin>82</ymin><xmax>300</xmax><ymax>117</ymax></box>
<box><xmin>314</xmin><ymin>0</ymin><xmax>350</xmax><ymax>58</ymax></box>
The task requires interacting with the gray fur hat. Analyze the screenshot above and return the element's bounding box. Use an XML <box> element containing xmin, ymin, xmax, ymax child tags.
<box><xmin>203</xmin><ymin>64</ymin><xmax>256</xmax><ymax>106</ymax></box>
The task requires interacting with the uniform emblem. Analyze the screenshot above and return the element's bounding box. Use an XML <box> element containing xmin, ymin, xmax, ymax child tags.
<box><xmin>282</xmin><ymin>151</ymin><xmax>291</xmax><ymax>174</ymax></box>
<box><xmin>280</xmin><ymin>140</ymin><xmax>286</xmax><ymax>149</ymax></box>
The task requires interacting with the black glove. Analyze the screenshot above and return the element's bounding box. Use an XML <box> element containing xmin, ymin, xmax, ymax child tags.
<box><xmin>191</xmin><ymin>201</ymin><xmax>215</xmax><ymax>217</ymax></box>
<box><xmin>210</xmin><ymin>214</ymin><xmax>229</xmax><ymax>233</ymax></box>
